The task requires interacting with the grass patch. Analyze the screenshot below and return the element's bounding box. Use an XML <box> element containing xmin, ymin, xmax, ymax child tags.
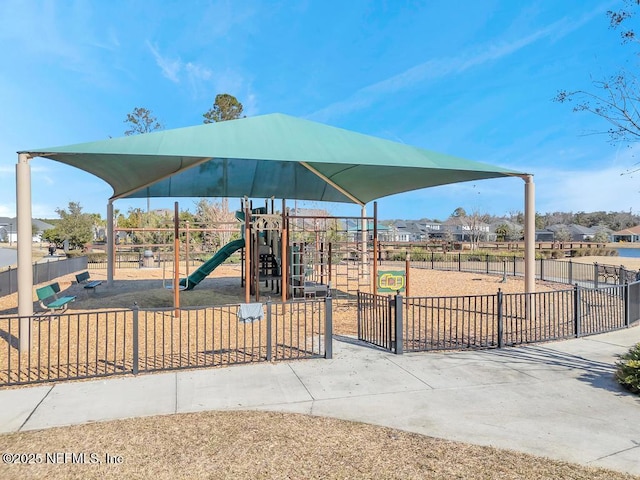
<box><xmin>0</xmin><ymin>411</ymin><xmax>636</xmax><ymax>480</ymax></box>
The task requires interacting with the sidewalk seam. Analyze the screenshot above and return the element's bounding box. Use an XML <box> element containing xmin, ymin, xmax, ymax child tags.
<box><xmin>588</xmin><ymin>441</ymin><xmax>640</xmax><ymax>463</ymax></box>
<box><xmin>385</xmin><ymin>358</ymin><xmax>435</xmax><ymax>389</ymax></box>
<box><xmin>287</xmin><ymin>364</ymin><xmax>316</xmax><ymax>409</ymax></box>
<box><xmin>18</xmin><ymin>385</ymin><xmax>54</xmax><ymax>432</ymax></box>
<box><xmin>175</xmin><ymin>372</ymin><xmax>178</xmax><ymax>414</ymax></box>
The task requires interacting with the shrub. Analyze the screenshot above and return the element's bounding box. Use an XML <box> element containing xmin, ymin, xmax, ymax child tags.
<box><xmin>616</xmin><ymin>343</ymin><xmax>640</xmax><ymax>394</ymax></box>
<box><xmin>87</xmin><ymin>252</ymin><xmax>107</xmax><ymax>263</ymax></box>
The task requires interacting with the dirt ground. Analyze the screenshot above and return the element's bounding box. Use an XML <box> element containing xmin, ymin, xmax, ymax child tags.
<box><xmin>0</xmin><ymin>262</ymin><xmax>566</xmax><ymax>337</ymax></box>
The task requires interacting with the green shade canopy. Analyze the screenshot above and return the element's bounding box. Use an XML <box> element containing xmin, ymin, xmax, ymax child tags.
<box><xmin>21</xmin><ymin>113</ymin><xmax>527</xmax><ymax>206</ymax></box>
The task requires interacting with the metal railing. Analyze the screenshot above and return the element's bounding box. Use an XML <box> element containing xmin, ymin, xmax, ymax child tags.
<box><xmin>358</xmin><ymin>281</ymin><xmax>638</xmax><ymax>354</ymax></box>
<box><xmin>0</xmin><ymin>256</ymin><xmax>88</xmax><ymax>298</ymax></box>
<box><xmin>380</xmin><ymin>255</ymin><xmax>640</xmax><ymax>288</ymax></box>
<box><xmin>86</xmin><ymin>252</ymin><xmax>215</xmax><ymax>270</ymax></box>
<box><xmin>403</xmin><ymin>294</ymin><xmax>498</xmax><ymax>352</ymax></box>
<box><xmin>0</xmin><ymin>298</ymin><xmax>332</xmax><ymax>387</ymax></box>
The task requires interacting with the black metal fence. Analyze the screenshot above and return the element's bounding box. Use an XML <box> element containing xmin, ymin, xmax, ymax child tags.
<box><xmin>358</xmin><ymin>282</ymin><xmax>638</xmax><ymax>354</ymax></box>
<box><xmin>86</xmin><ymin>252</ymin><xmax>212</xmax><ymax>270</ymax></box>
<box><xmin>0</xmin><ymin>257</ymin><xmax>88</xmax><ymax>298</ymax></box>
<box><xmin>381</xmin><ymin>255</ymin><xmax>640</xmax><ymax>288</ymax></box>
<box><xmin>0</xmin><ymin>298</ymin><xmax>332</xmax><ymax>387</ymax></box>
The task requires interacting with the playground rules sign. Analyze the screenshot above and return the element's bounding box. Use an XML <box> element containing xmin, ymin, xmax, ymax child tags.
<box><xmin>377</xmin><ymin>271</ymin><xmax>406</xmax><ymax>293</ymax></box>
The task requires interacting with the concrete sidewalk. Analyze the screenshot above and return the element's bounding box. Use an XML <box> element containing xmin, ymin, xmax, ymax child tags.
<box><xmin>1</xmin><ymin>327</ymin><xmax>639</xmax><ymax>475</ymax></box>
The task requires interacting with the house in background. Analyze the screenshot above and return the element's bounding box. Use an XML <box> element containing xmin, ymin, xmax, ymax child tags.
<box><xmin>546</xmin><ymin>224</ymin><xmax>598</xmax><ymax>242</ymax></box>
<box><xmin>612</xmin><ymin>225</ymin><xmax>640</xmax><ymax>243</ymax></box>
<box><xmin>535</xmin><ymin>229</ymin><xmax>555</xmax><ymax>242</ymax></box>
<box><xmin>0</xmin><ymin>217</ymin><xmax>53</xmax><ymax>243</ymax></box>
<box><xmin>442</xmin><ymin>216</ymin><xmax>495</xmax><ymax>242</ymax></box>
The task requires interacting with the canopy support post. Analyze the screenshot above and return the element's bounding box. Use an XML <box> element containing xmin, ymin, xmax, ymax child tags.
<box><xmin>107</xmin><ymin>201</ymin><xmax>114</xmax><ymax>287</ymax></box>
<box><xmin>524</xmin><ymin>175</ymin><xmax>535</xmax><ymax>294</ymax></box>
<box><xmin>361</xmin><ymin>205</ymin><xmax>368</xmax><ymax>283</ymax></box>
<box><xmin>16</xmin><ymin>153</ymin><xmax>33</xmax><ymax>352</ymax></box>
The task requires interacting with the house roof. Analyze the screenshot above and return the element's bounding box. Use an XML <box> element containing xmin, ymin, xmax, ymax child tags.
<box><xmin>612</xmin><ymin>225</ymin><xmax>640</xmax><ymax>235</ymax></box>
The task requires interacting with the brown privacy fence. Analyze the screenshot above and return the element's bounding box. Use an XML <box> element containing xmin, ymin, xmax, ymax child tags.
<box><xmin>0</xmin><ymin>298</ymin><xmax>332</xmax><ymax>387</ymax></box>
<box><xmin>358</xmin><ymin>281</ymin><xmax>639</xmax><ymax>354</ymax></box>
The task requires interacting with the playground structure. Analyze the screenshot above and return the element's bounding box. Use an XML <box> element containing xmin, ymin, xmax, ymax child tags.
<box><xmin>112</xmin><ymin>199</ymin><xmax>381</xmax><ymax>307</ymax></box>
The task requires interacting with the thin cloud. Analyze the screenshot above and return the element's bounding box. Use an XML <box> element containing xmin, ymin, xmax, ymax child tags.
<box><xmin>147</xmin><ymin>41</ymin><xmax>182</xmax><ymax>83</ymax></box>
<box><xmin>147</xmin><ymin>42</ymin><xmax>231</xmax><ymax>100</ymax></box>
<box><xmin>308</xmin><ymin>5</ymin><xmax>605</xmax><ymax>122</ymax></box>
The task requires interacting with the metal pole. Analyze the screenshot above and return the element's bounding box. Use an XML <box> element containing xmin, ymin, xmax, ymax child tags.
<box><xmin>394</xmin><ymin>294</ymin><xmax>403</xmax><ymax>355</ymax></box>
<box><xmin>16</xmin><ymin>153</ymin><xmax>33</xmax><ymax>351</ymax></box>
<box><xmin>132</xmin><ymin>305</ymin><xmax>139</xmax><ymax>375</ymax></box>
<box><xmin>574</xmin><ymin>284</ymin><xmax>581</xmax><ymax>337</ymax></box>
<box><xmin>325</xmin><ymin>297</ymin><xmax>333</xmax><ymax>359</ymax></box>
<box><xmin>497</xmin><ymin>289</ymin><xmax>504</xmax><ymax>348</ymax></box>
<box><xmin>173</xmin><ymin>202</ymin><xmax>180</xmax><ymax>317</ymax></box>
<box><xmin>266</xmin><ymin>301</ymin><xmax>272</xmax><ymax>361</ymax></box>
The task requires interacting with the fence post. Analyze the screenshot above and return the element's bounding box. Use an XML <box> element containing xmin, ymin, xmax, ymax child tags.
<box><xmin>513</xmin><ymin>255</ymin><xmax>516</xmax><ymax>277</ymax></box>
<box><xmin>497</xmin><ymin>289</ymin><xmax>504</xmax><ymax>348</ymax></box>
<box><xmin>266</xmin><ymin>301</ymin><xmax>272</xmax><ymax>361</ymax></box>
<box><xmin>540</xmin><ymin>258</ymin><xmax>544</xmax><ymax>282</ymax></box>
<box><xmin>394</xmin><ymin>294</ymin><xmax>403</xmax><ymax>355</ymax></box>
<box><xmin>594</xmin><ymin>263</ymin><xmax>599</xmax><ymax>289</ymax></box>
<box><xmin>458</xmin><ymin>252</ymin><xmax>461</xmax><ymax>272</ymax></box>
<box><xmin>357</xmin><ymin>291</ymin><xmax>362</xmax><ymax>340</ymax></box>
<box><xmin>568</xmin><ymin>260</ymin><xmax>573</xmax><ymax>285</ymax></box>
<box><xmin>325</xmin><ymin>297</ymin><xmax>333</xmax><ymax>359</ymax></box>
<box><xmin>132</xmin><ymin>305</ymin><xmax>139</xmax><ymax>375</ymax></box>
<box><xmin>574</xmin><ymin>284</ymin><xmax>581</xmax><ymax>338</ymax></box>
<box><xmin>431</xmin><ymin>250</ymin><xmax>434</xmax><ymax>270</ymax></box>
<box><xmin>624</xmin><ymin>282</ymin><xmax>630</xmax><ymax>328</ymax></box>
<box><xmin>486</xmin><ymin>254</ymin><xmax>489</xmax><ymax>274</ymax></box>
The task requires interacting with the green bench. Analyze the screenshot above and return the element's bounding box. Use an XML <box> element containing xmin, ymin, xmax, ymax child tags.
<box><xmin>36</xmin><ymin>282</ymin><xmax>76</xmax><ymax>313</ymax></box>
<box><xmin>75</xmin><ymin>271</ymin><xmax>102</xmax><ymax>291</ymax></box>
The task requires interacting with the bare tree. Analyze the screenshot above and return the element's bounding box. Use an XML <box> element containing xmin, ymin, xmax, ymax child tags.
<box><xmin>194</xmin><ymin>199</ymin><xmax>237</xmax><ymax>250</ymax></box>
<box><xmin>124</xmin><ymin>107</ymin><xmax>163</xmax><ymax>136</ymax></box>
<box><xmin>555</xmin><ymin>2</ymin><xmax>640</xmax><ymax>149</ymax></box>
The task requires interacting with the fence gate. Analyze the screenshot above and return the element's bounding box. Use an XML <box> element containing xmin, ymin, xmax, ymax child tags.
<box><xmin>357</xmin><ymin>292</ymin><xmax>402</xmax><ymax>353</ymax></box>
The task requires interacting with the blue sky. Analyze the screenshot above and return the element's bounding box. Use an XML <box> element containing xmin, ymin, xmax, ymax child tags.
<box><xmin>1</xmin><ymin>0</ymin><xmax>639</xmax><ymax>221</ymax></box>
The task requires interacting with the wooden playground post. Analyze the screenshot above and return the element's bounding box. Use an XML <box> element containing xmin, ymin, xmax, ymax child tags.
<box><xmin>244</xmin><ymin>203</ymin><xmax>251</xmax><ymax>304</ymax></box>
<box><xmin>405</xmin><ymin>251</ymin><xmax>411</xmax><ymax>297</ymax></box>
<box><xmin>254</xmin><ymin>221</ymin><xmax>260</xmax><ymax>302</ymax></box>
<box><xmin>373</xmin><ymin>201</ymin><xmax>378</xmax><ymax>294</ymax></box>
<box><xmin>173</xmin><ymin>202</ymin><xmax>180</xmax><ymax>318</ymax></box>
<box><xmin>281</xmin><ymin>199</ymin><xmax>287</xmax><ymax>303</ymax></box>
<box><xmin>185</xmin><ymin>220</ymin><xmax>190</xmax><ymax>278</ymax></box>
